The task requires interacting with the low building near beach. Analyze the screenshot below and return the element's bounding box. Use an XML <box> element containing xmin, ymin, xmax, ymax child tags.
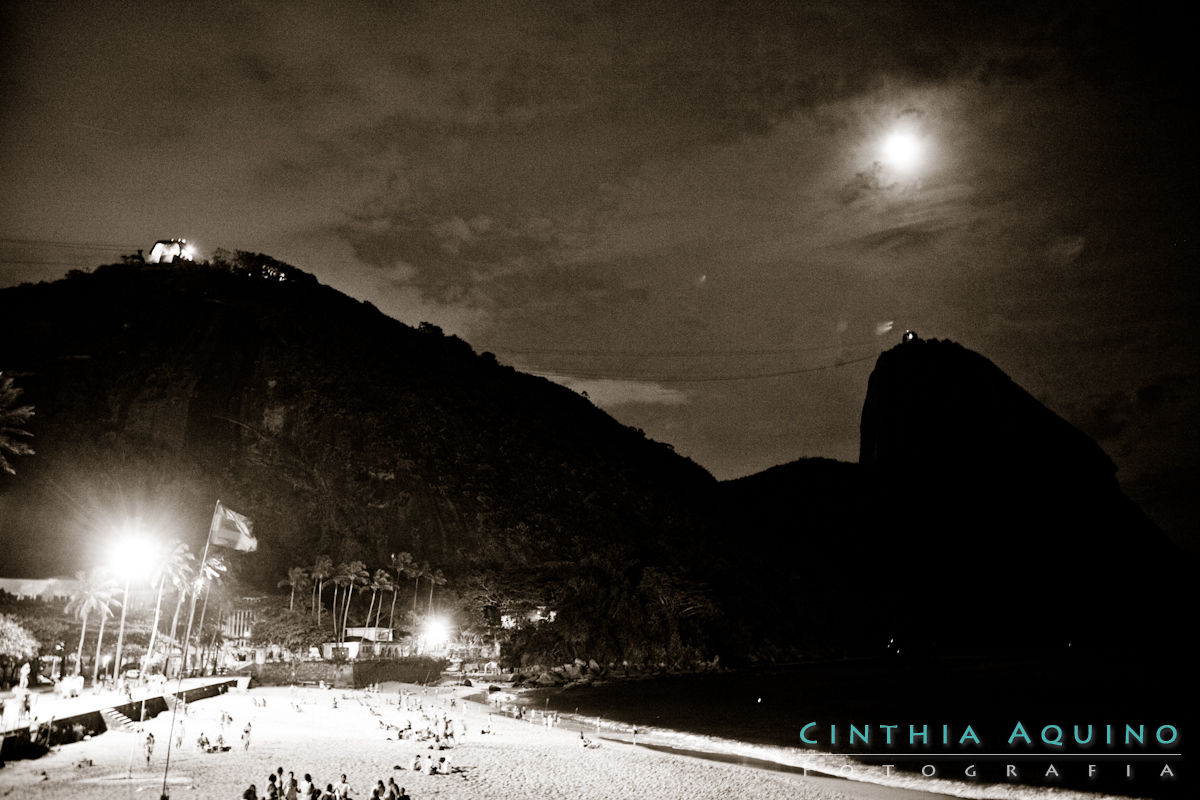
<box><xmin>320</xmin><ymin>627</ymin><xmax>402</xmax><ymax>660</ymax></box>
<box><xmin>0</xmin><ymin>576</ymin><xmax>80</xmax><ymax>600</ymax></box>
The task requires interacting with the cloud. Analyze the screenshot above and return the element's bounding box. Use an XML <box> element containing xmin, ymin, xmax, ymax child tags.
<box><xmin>539</xmin><ymin>375</ymin><xmax>689</xmax><ymax>408</ymax></box>
<box><xmin>1064</xmin><ymin>373</ymin><xmax>1195</xmax><ymax>446</ymax></box>
<box><xmin>1046</xmin><ymin>234</ymin><xmax>1086</xmax><ymax>267</ymax></box>
<box><xmin>226</xmin><ymin>0</ymin><xmax>1157</xmax><ymax>358</ymax></box>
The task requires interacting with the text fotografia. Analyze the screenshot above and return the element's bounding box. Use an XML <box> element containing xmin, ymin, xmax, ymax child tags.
<box><xmin>798</xmin><ymin>722</ymin><xmax>1180</xmax><ymax>749</ymax></box>
<box><xmin>797</xmin><ymin>722</ymin><xmax>1182</xmax><ymax>786</ymax></box>
<box><xmin>803</xmin><ymin>762</ymin><xmax>1179</xmax><ymax>783</ymax></box>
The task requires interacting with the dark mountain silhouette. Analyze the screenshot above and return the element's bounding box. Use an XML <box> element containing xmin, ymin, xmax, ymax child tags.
<box><xmin>860</xmin><ymin>336</ymin><xmax>1187</xmax><ymax>646</ymax></box>
<box><xmin>720</xmin><ymin>335</ymin><xmax>1191</xmax><ymax>656</ymax></box>
<box><xmin>0</xmin><ymin>255</ymin><xmax>729</xmax><ymax>664</ymax></box>
<box><xmin>1</xmin><ymin>257</ymin><xmax>1190</xmax><ymax>663</ymax></box>
<box><xmin>712</xmin><ymin>458</ymin><xmax>873</xmax><ymax>657</ymax></box>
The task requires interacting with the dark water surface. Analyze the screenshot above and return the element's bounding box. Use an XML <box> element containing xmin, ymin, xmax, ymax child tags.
<box><xmin>520</xmin><ymin>653</ymin><xmax>1188</xmax><ymax>799</ymax></box>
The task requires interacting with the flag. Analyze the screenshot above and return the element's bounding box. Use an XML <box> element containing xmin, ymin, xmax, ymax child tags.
<box><xmin>208</xmin><ymin>500</ymin><xmax>257</xmax><ymax>552</ymax></box>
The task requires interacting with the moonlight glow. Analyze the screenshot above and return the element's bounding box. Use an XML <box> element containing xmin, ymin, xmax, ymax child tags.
<box><xmin>881</xmin><ymin>128</ymin><xmax>924</xmax><ymax>172</ymax></box>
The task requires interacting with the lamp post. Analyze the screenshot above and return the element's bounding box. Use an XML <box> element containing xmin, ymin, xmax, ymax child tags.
<box><xmin>111</xmin><ymin>528</ymin><xmax>156</xmax><ymax>686</ymax></box>
<box><xmin>113</xmin><ymin>571</ymin><xmax>131</xmax><ymax>684</ymax></box>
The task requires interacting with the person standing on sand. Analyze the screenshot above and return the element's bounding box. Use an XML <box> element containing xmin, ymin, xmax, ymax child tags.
<box><xmin>145</xmin><ymin>732</ymin><xmax>155</xmax><ymax>765</ymax></box>
<box><xmin>286</xmin><ymin>772</ymin><xmax>299</xmax><ymax>800</ymax></box>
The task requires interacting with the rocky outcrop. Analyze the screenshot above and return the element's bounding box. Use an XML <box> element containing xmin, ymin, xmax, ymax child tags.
<box><xmin>855</xmin><ymin>336</ymin><xmax>1184</xmax><ymax>647</ymax></box>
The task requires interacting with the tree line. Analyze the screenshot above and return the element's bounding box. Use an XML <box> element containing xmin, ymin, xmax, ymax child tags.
<box><xmin>57</xmin><ymin>540</ymin><xmax>230</xmax><ymax>683</ymax></box>
<box><xmin>277</xmin><ymin>551</ymin><xmax>446</xmax><ymax>646</ymax></box>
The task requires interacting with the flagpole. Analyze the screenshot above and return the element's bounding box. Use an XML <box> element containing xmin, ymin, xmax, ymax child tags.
<box><xmin>160</xmin><ymin>500</ymin><xmax>218</xmax><ymax>800</ymax></box>
<box><xmin>194</xmin><ymin>581</ymin><xmax>212</xmax><ymax>674</ymax></box>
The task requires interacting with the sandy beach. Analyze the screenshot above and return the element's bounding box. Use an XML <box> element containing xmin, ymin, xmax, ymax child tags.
<box><xmin>0</xmin><ymin>682</ymin><xmax>968</xmax><ymax>800</ymax></box>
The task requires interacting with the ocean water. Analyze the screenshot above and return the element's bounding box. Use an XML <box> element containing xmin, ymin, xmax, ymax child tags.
<box><xmin>512</xmin><ymin>655</ymin><xmax>1186</xmax><ymax>800</ymax></box>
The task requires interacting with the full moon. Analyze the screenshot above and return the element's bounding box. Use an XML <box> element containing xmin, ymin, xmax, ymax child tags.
<box><xmin>881</xmin><ymin>129</ymin><xmax>923</xmax><ymax>172</ymax></box>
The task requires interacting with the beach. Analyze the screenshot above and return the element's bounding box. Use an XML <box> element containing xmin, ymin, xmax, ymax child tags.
<box><xmin>1</xmin><ymin>681</ymin><xmax>1150</xmax><ymax>800</ymax></box>
<box><xmin>0</xmin><ymin>682</ymin><xmax>966</xmax><ymax>800</ymax></box>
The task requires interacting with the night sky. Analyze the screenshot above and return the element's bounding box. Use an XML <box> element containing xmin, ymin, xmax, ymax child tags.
<box><xmin>2</xmin><ymin>2</ymin><xmax>1196</xmax><ymax>547</ymax></box>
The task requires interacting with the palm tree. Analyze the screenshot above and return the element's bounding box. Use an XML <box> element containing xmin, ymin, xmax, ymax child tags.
<box><xmin>426</xmin><ymin>568</ymin><xmax>447</xmax><ymax>613</ymax></box>
<box><xmin>64</xmin><ymin>568</ymin><xmax>118</xmax><ymax>678</ymax></box>
<box><xmin>414</xmin><ymin>561</ymin><xmax>432</xmax><ymax>613</ymax></box>
<box><xmin>279</xmin><ymin>566</ymin><xmax>310</xmax><ymax>612</ymax></box>
<box><xmin>363</xmin><ymin>569</ymin><xmax>390</xmax><ymax>630</ymax></box>
<box><xmin>0</xmin><ymin>372</ymin><xmax>35</xmax><ymax>475</ymax></box>
<box><xmin>374</xmin><ymin>572</ymin><xmax>396</xmax><ymax>629</ymax></box>
<box><xmin>165</xmin><ymin>561</ymin><xmax>197</xmax><ymax>677</ymax></box>
<box><xmin>343</xmin><ymin>560</ymin><xmax>369</xmax><ymax>642</ymax></box>
<box><xmin>146</xmin><ymin>540</ymin><xmax>193</xmax><ymax>671</ymax></box>
<box><xmin>311</xmin><ymin>555</ymin><xmax>333</xmax><ymax>626</ymax></box>
<box><xmin>388</xmin><ymin>552</ymin><xmax>415</xmax><ymax>629</ymax></box>
<box><xmin>335</xmin><ymin>561</ymin><xmax>368</xmax><ymax>644</ymax></box>
<box><xmin>190</xmin><ymin>555</ymin><xmax>226</xmax><ymax>671</ymax></box>
<box><xmin>198</xmin><ymin>580</ymin><xmax>231</xmax><ymax>674</ymax></box>
<box><xmin>330</xmin><ymin>562</ymin><xmax>348</xmax><ymax>641</ymax></box>
<box><xmin>91</xmin><ymin>596</ymin><xmax>118</xmax><ymax>686</ymax></box>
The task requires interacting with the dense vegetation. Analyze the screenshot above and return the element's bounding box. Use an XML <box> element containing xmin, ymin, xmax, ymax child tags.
<box><xmin>0</xmin><ymin>255</ymin><xmax>730</xmax><ymax>670</ymax></box>
<box><xmin>1</xmin><ymin>256</ymin><xmax>1191</xmax><ymax>671</ymax></box>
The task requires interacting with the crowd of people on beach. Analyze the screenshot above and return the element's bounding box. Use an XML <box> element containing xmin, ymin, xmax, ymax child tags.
<box><xmin>178</xmin><ymin>703</ymin><xmax>254</xmax><ymax>755</ymax></box>
<box><xmin>243</xmin><ymin>765</ymin><xmax>428</xmax><ymax>800</ymax></box>
<box><xmin>233</xmin><ymin>686</ymin><xmax>473</xmax><ymax>800</ymax></box>
<box><xmin>376</xmin><ymin>693</ymin><xmax>465</xmax><ymax>749</ymax></box>
<box><xmin>4</xmin><ymin>679</ymin><xmax>631</xmax><ymax>799</ymax></box>
<box><xmin>5</xmin><ymin>677</ymin><xmax>659</xmax><ymax>800</ymax></box>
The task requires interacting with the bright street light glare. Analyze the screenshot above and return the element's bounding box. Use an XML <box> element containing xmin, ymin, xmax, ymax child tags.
<box><xmin>423</xmin><ymin>617</ymin><xmax>451</xmax><ymax>646</ymax></box>
<box><xmin>110</xmin><ymin>528</ymin><xmax>158</xmax><ymax>579</ymax></box>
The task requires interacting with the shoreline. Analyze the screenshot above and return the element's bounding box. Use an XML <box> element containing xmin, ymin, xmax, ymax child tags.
<box><xmin>494</xmin><ymin>682</ymin><xmax>1152</xmax><ymax>800</ymax></box>
<box><xmin>498</xmin><ymin>656</ymin><xmax>1182</xmax><ymax>800</ymax></box>
<box><xmin>0</xmin><ymin>681</ymin><xmax>1150</xmax><ymax>800</ymax></box>
<box><xmin>0</xmin><ymin>682</ymin><xmax>949</xmax><ymax>800</ymax></box>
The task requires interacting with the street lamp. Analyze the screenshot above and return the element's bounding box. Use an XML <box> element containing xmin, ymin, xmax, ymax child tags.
<box><xmin>110</xmin><ymin>528</ymin><xmax>157</xmax><ymax>685</ymax></box>
<box><xmin>421</xmin><ymin>617</ymin><xmax>452</xmax><ymax>654</ymax></box>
